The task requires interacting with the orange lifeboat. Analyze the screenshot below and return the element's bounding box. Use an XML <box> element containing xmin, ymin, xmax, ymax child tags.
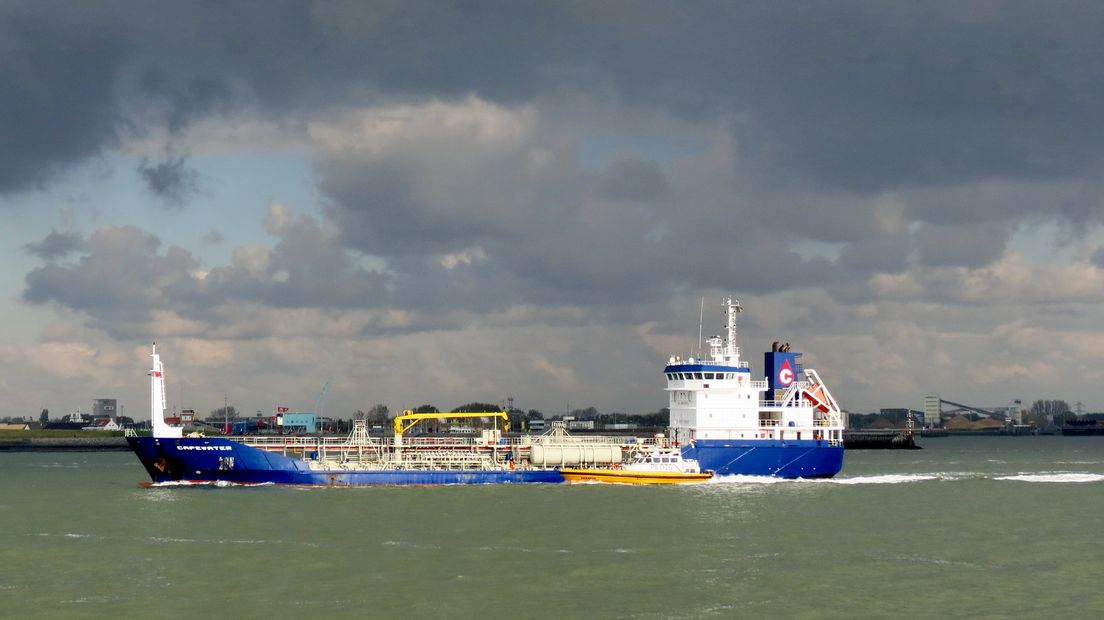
<box><xmin>803</xmin><ymin>382</ymin><xmax>834</xmax><ymax>414</ymax></box>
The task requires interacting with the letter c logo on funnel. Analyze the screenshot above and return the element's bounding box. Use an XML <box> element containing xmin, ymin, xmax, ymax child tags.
<box><xmin>779</xmin><ymin>359</ymin><xmax>794</xmax><ymax>386</ymax></box>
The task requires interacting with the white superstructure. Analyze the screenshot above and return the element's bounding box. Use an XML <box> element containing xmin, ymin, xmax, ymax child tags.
<box><xmin>664</xmin><ymin>298</ymin><xmax>844</xmax><ymax>447</ymax></box>
<box><xmin>623</xmin><ymin>445</ymin><xmax>703</xmax><ymax>474</ymax></box>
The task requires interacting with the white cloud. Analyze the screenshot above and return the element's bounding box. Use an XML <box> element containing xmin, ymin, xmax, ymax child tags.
<box><xmin>869</xmin><ymin>252</ymin><xmax>1104</xmax><ymax>305</ymax></box>
<box><xmin>439</xmin><ymin>246</ymin><xmax>487</xmax><ymax>270</ymax></box>
<box><xmin>231</xmin><ymin>245</ymin><xmax>271</xmax><ymax>275</ymax></box>
<box><xmin>263</xmin><ymin>203</ymin><xmax>295</xmax><ymax>236</ymax></box>
<box><xmin>307</xmin><ymin>96</ymin><xmax>539</xmax><ymax>156</ymax></box>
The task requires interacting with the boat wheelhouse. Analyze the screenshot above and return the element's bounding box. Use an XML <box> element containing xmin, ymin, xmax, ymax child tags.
<box><xmin>560</xmin><ymin>444</ymin><xmax>713</xmax><ymax>484</ymax></box>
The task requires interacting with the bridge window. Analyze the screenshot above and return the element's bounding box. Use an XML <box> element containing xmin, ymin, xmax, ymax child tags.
<box><xmin>694</xmin><ymin>373</ymin><xmax>703</xmax><ymax>380</ymax></box>
<box><xmin>704</xmin><ymin>373</ymin><xmax>714</xmax><ymax>380</ymax></box>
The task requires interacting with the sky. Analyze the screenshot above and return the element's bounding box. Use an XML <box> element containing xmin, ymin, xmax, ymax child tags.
<box><xmin>3</xmin><ymin>1</ymin><xmax>1104</xmax><ymax>421</ymax></box>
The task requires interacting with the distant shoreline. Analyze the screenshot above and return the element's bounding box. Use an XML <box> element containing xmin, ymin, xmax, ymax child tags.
<box><xmin>0</xmin><ymin>437</ymin><xmax>129</xmax><ymax>451</ymax></box>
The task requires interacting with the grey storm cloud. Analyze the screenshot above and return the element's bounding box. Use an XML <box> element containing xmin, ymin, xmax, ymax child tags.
<box><xmin>0</xmin><ymin>3</ymin><xmax>123</xmax><ymax>192</ymax></box>
<box><xmin>22</xmin><ymin>226</ymin><xmax>199</xmax><ymax>325</ymax></box>
<box><xmin>23</xmin><ymin>229</ymin><xmax>85</xmax><ymax>261</ymax></box>
<box><xmin>135</xmin><ymin>68</ymin><xmax>233</xmax><ymax>133</ymax></box>
<box><xmin>10</xmin><ymin>0</ymin><xmax>1104</xmax><ymax>340</ymax></box>
<box><xmin>137</xmin><ymin>154</ymin><xmax>199</xmax><ymax>206</ymax></box>
<box><xmin>596</xmin><ymin>158</ymin><xmax>671</xmax><ymax>203</ymax></box>
<box><xmin>1093</xmin><ymin>247</ymin><xmax>1104</xmax><ymax>268</ymax></box>
<box><xmin>913</xmin><ymin>221</ymin><xmax>1012</xmax><ymax>268</ymax></box>
<box><xmin>201</xmin><ymin>229</ymin><xmax>225</xmax><ymax>245</ymax></box>
<box><xmin>201</xmin><ymin>210</ymin><xmax>391</xmax><ymax>311</ymax></box>
<box><xmin>4</xmin><ymin>1</ymin><xmax>1104</xmax><ymax>196</ymax></box>
<box><xmin>10</xmin><ymin>1</ymin><xmax>1104</xmax><ymax>421</ymax></box>
<box><xmin>20</xmin><ymin>215</ymin><xmax>395</xmax><ymax>336</ymax></box>
<box><xmin>836</xmin><ymin>230</ymin><xmax>913</xmax><ymax>275</ymax></box>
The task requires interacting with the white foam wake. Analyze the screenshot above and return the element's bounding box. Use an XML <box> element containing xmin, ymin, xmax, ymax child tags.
<box><xmin>707</xmin><ymin>473</ymin><xmax>938</xmax><ymax>485</ymax></box>
<box><xmin>994</xmin><ymin>473</ymin><xmax>1104</xmax><ymax>483</ymax></box>
<box><xmin>829</xmin><ymin>474</ymin><xmax>939</xmax><ymax>485</ymax></box>
<box><xmin>146</xmin><ymin>480</ymin><xmax>273</xmax><ymax>488</ymax></box>
<box><xmin>707</xmin><ymin>474</ymin><xmax>788</xmax><ymax>485</ymax></box>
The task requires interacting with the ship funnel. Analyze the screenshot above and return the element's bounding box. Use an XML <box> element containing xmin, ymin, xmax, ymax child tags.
<box><xmin>150</xmin><ymin>344</ymin><xmax>182</xmax><ymax>438</ymax></box>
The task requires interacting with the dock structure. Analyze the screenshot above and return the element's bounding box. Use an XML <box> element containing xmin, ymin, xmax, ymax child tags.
<box><xmin>842</xmin><ymin>429</ymin><xmax>919</xmax><ymax>450</ymax></box>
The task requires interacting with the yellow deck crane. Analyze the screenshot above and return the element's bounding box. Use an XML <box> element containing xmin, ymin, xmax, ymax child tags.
<box><xmin>392</xmin><ymin>410</ymin><xmax>511</xmax><ymax>447</ymax></box>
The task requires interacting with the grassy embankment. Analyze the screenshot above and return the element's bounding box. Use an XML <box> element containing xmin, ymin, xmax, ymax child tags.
<box><xmin>0</xmin><ymin>429</ymin><xmax>128</xmax><ymax>438</ymax></box>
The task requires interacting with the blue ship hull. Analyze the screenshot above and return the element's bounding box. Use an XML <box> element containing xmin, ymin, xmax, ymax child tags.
<box><xmin>683</xmin><ymin>439</ymin><xmax>843</xmax><ymax>478</ymax></box>
<box><xmin>127</xmin><ymin>437</ymin><xmax>564</xmax><ymax>485</ymax></box>
<box><xmin>128</xmin><ymin>436</ymin><xmax>840</xmax><ymax>484</ymax></box>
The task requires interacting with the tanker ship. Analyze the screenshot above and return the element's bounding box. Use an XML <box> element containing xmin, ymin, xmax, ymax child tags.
<box><xmin>664</xmin><ymin>297</ymin><xmax>844</xmax><ymax>477</ymax></box>
<box><xmin>126</xmin><ymin>346</ymin><xmax>631</xmax><ymax>485</ymax></box>
<box><xmin>128</xmin><ymin>295</ymin><xmax>843</xmax><ymax>485</ymax></box>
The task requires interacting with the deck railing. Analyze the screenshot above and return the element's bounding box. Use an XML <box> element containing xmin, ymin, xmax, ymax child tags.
<box><xmin>234</xmin><ymin>431</ymin><xmax>656</xmax><ymax>458</ymax></box>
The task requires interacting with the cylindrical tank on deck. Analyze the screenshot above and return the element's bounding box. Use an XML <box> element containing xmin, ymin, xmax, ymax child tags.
<box><xmin>528</xmin><ymin>444</ymin><xmax>622</xmax><ymax>466</ymax></box>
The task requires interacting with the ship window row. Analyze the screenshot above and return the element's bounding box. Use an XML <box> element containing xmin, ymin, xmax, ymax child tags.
<box><xmin>643</xmin><ymin>457</ymin><xmax>677</xmax><ymax>463</ymax></box>
<box><xmin>666</xmin><ymin>372</ymin><xmax>743</xmax><ymax>381</ymax></box>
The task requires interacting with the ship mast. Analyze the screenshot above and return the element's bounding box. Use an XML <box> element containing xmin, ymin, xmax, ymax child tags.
<box><xmin>724</xmin><ymin>297</ymin><xmax>743</xmax><ymax>363</ymax></box>
<box><xmin>150</xmin><ymin>343</ymin><xmax>181</xmax><ymax>438</ymax></box>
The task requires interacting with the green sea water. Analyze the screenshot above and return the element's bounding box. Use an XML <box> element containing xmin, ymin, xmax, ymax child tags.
<box><xmin>2</xmin><ymin>436</ymin><xmax>1103</xmax><ymax>619</ymax></box>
